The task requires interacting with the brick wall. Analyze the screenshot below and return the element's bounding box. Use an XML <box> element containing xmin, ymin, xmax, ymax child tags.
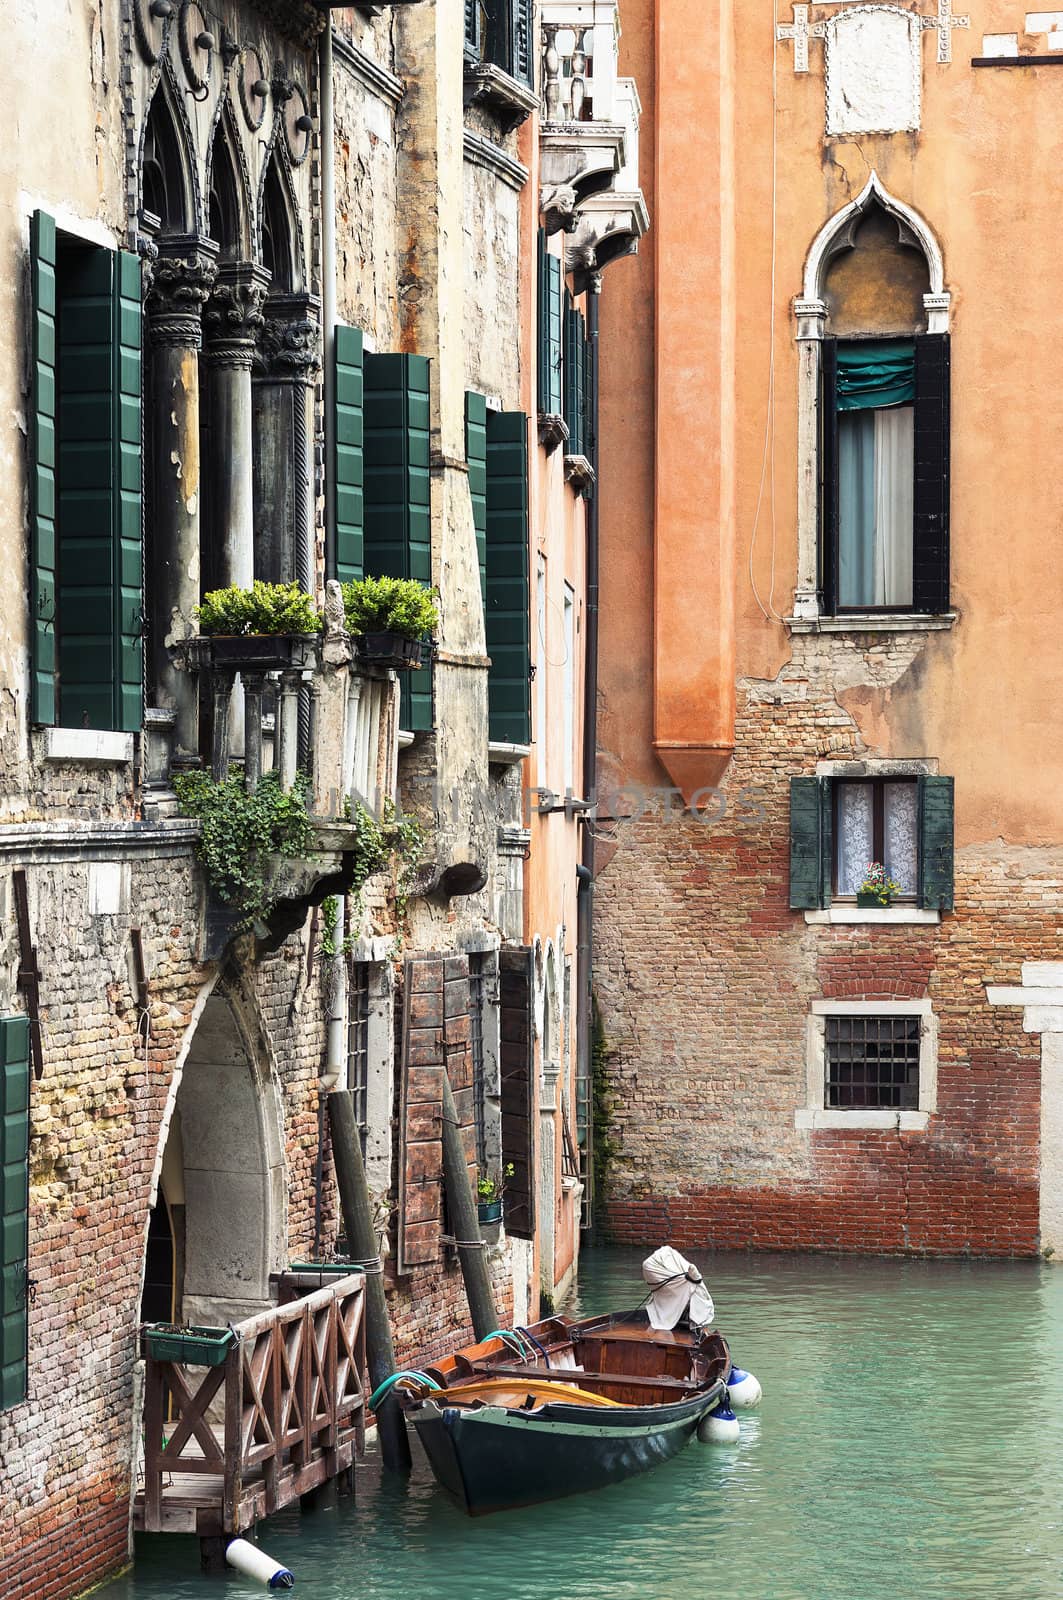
<box><xmin>593</xmin><ymin>664</ymin><xmax>1056</xmax><ymax>1259</ymax></box>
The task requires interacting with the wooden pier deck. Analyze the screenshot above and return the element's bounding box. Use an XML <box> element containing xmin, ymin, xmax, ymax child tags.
<box><xmin>133</xmin><ymin>1272</ymin><xmax>366</xmax><ymax>1538</ymax></box>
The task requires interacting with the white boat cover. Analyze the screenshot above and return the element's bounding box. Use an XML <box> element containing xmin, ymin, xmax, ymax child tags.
<box><xmin>641</xmin><ymin>1246</ymin><xmax>715</xmax><ymax>1331</ymax></box>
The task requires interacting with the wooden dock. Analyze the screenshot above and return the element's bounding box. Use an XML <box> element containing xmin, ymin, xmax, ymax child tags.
<box><xmin>134</xmin><ymin>1272</ymin><xmax>366</xmax><ymax>1538</ymax></box>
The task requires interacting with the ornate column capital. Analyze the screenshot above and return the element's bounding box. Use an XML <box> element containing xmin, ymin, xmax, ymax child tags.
<box><xmin>253</xmin><ymin>292</ymin><xmax>322</xmax><ymax>383</ymax></box>
<box><xmin>203</xmin><ymin>263</ymin><xmax>272</xmax><ymax>370</ymax></box>
<box><xmin>145</xmin><ymin>237</ymin><xmax>220</xmax><ymax>349</ymax></box>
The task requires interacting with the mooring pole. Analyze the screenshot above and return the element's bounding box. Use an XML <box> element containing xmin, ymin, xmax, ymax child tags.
<box><xmin>327</xmin><ymin>1090</ymin><xmax>412</xmax><ymax>1473</ymax></box>
<box><xmin>441</xmin><ymin>1072</ymin><xmax>498</xmax><ymax>1341</ymax></box>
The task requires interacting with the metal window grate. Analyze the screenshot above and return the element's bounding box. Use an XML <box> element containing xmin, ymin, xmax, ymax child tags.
<box><xmin>825</xmin><ymin>1014</ymin><xmax>920</xmax><ymax>1109</ymax></box>
<box><xmin>469</xmin><ymin>955</ymin><xmax>487</xmax><ymax>1169</ymax></box>
<box><xmin>348</xmin><ymin>960</ymin><xmax>370</xmax><ymax>1154</ymax></box>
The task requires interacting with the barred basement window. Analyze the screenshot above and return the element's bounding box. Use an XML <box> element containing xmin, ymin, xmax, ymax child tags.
<box><xmin>824</xmin><ymin>1014</ymin><xmax>920</xmax><ymax>1110</ymax></box>
<box><xmin>469</xmin><ymin>953</ymin><xmax>488</xmax><ymax>1169</ymax></box>
<box><xmin>347</xmin><ymin>959</ymin><xmax>370</xmax><ymax>1156</ymax></box>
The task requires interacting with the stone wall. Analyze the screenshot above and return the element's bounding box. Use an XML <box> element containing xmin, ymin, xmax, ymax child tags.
<box><xmin>593</xmin><ymin>652</ymin><xmax>1054</xmax><ymax>1258</ymax></box>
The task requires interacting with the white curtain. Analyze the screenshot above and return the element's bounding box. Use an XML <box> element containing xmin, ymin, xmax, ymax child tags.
<box><xmin>837</xmin><ymin>782</ymin><xmax>874</xmax><ymax>897</ymax></box>
<box><xmin>883</xmin><ymin>781</ymin><xmax>918</xmax><ymax>894</ymax></box>
<box><xmin>838</xmin><ymin>405</ymin><xmax>914</xmax><ymax>608</ymax></box>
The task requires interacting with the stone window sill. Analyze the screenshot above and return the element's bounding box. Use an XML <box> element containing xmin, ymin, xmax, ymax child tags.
<box><xmin>804</xmin><ymin>907</ymin><xmax>941</xmax><ymax>925</ymax></box>
<box><xmin>463</xmin><ymin>63</ymin><xmax>539</xmax><ymax>131</ymax></box>
<box><xmin>488</xmin><ymin>740</ymin><xmax>531</xmax><ymax>767</ymax></box>
<box><xmin>795</xmin><ymin>1108</ymin><xmax>930</xmax><ymax>1132</ymax></box>
<box><xmin>42</xmin><ymin>728</ymin><xmax>134</xmax><ymax>765</ymax></box>
<box><xmin>786</xmin><ymin>613</ymin><xmax>957</xmax><ymax>636</ymax></box>
<box><xmin>538</xmin><ymin>413</ymin><xmax>569</xmax><ymax>455</ymax></box>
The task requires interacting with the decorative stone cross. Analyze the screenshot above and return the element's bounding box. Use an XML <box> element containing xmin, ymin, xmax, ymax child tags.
<box><xmin>920</xmin><ymin>0</ymin><xmax>970</xmax><ymax>64</ymax></box>
<box><xmin>777</xmin><ymin>3</ymin><xmax>812</xmax><ymax>72</ymax></box>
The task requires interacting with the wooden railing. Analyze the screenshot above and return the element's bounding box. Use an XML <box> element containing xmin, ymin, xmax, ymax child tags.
<box><xmin>140</xmin><ymin>1273</ymin><xmax>366</xmax><ymax>1535</ymax></box>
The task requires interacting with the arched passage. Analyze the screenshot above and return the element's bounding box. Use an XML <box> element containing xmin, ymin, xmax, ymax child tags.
<box><xmin>146</xmin><ymin>991</ymin><xmax>286</xmax><ymax>1328</ymax></box>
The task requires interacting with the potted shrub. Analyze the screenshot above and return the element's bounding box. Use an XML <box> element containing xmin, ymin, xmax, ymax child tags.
<box><xmin>856</xmin><ymin>861</ymin><xmax>902</xmax><ymax>908</ymax></box>
<box><xmin>341</xmin><ymin>575</ymin><xmax>439</xmax><ymax>671</ymax></box>
<box><xmin>197</xmin><ymin>581</ymin><xmax>322</xmax><ymax>670</ymax></box>
<box><xmin>476</xmin><ymin>1163</ymin><xmax>514</xmax><ymax>1225</ymax></box>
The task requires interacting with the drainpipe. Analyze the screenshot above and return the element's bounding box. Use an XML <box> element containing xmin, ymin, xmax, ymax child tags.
<box><xmin>576</xmin><ymin>285</ymin><xmax>600</xmax><ymax>1235</ymax></box>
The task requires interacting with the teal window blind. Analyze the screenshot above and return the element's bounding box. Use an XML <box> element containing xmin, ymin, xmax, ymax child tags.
<box><xmin>30</xmin><ymin>213</ymin><xmax>143</xmax><ymax>732</ymax></box>
<box><xmin>563</xmin><ymin>300</ymin><xmax>587</xmax><ymax>459</ymax></box>
<box><xmin>537</xmin><ymin>232</ymin><xmax>563</xmax><ymax>420</ymax></box>
<box><xmin>333</xmin><ymin>324</ymin><xmax>365</xmax><ymax>584</ymax></box>
<box><xmin>364</xmin><ymin>352</ymin><xmax>433</xmax><ymax>732</ymax></box>
<box><xmin>465</xmin><ymin>392</ymin><xmax>488</xmax><ymax>610</ymax></box>
<box><xmin>1</xmin><ymin>1017</ymin><xmax>30</xmax><ymax>1412</ymax></box>
<box><xmin>485</xmin><ymin>411</ymin><xmax>531</xmax><ymax>745</ymax></box>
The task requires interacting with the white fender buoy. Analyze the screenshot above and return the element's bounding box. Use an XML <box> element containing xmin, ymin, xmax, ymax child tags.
<box><xmin>225</xmin><ymin>1538</ymin><xmax>295</xmax><ymax>1589</ymax></box>
<box><xmin>726</xmin><ymin>1366</ymin><xmax>762</xmax><ymax>1409</ymax></box>
<box><xmin>698</xmin><ymin>1404</ymin><xmax>740</xmax><ymax>1445</ymax></box>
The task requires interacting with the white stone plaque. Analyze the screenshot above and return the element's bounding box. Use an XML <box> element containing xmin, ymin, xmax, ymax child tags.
<box><xmin>825</xmin><ymin>7</ymin><xmax>921</xmax><ymax>135</ymax></box>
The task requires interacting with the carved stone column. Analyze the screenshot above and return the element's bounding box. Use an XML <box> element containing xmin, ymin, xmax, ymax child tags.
<box><xmin>252</xmin><ymin>293</ymin><xmax>321</xmax><ymax>589</ymax></box>
<box><xmin>145</xmin><ymin>237</ymin><xmax>218</xmax><ymax>766</ymax></box>
<box><xmin>203</xmin><ymin>263</ymin><xmax>271</xmax><ymax>595</ymax></box>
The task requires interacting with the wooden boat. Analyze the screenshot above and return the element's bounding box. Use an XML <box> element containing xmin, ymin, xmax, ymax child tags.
<box><xmin>400</xmin><ymin>1309</ymin><xmax>731</xmax><ymax>1515</ymax></box>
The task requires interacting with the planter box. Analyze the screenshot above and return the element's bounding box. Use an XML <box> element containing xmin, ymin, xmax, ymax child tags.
<box><xmin>477</xmin><ymin>1198</ymin><xmax>503</xmax><ymax>1225</ymax></box>
<box><xmin>207</xmin><ymin>633</ymin><xmax>318</xmax><ymax>672</ymax></box>
<box><xmin>142</xmin><ymin>1323</ymin><xmax>234</xmax><ymax>1367</ymax></box>
<box><xmin>355</xmin><ymin>632</ymin><xmax>425</xmax><ymax>671</ymax></box>
<box><xmin>856</xmin><ymin>891</ymin><xmax>891</xmax><ymax>908</ymax></box>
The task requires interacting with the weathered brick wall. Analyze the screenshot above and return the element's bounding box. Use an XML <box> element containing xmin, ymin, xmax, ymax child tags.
<box><xmin>594</xmin><ymin>651</ymin><xmax>1056</xmax><ymax>1258</ymax></box>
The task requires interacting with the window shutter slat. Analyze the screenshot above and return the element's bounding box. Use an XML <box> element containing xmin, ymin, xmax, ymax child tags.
<box><xmin>499</xmin><ymin>946</ymin><xmax>535</xmax><ymax>1239</ymax></box>
<box><xmin>819</xmin><ymin>338</ymin><xmax>839</xmax><ymax>617</ymax></box>
<box><xmin>511</xmin><ymin>0</ymin><xmax>532</xmax><ymax>84</ymax></box>
<box><xmin>537</xmin><ymin>235</ymin><xmax>563</xmax><ymax>420</ymax></box>
<box><xmin>564</xmin><ymin>303</ymin><xmax>585</xmax><ymax>458</ymax></box>
<box><xmin>333</xmin><ymin>324</ymin><xmax>364</xmax><ymax>584</ymax></box>
<box><xmin>1</xmin><ymin>1016</ymin><xmax>30</xmax><ymax>1412</ymax></box>
<box><xmin>790</xmin><ymin>776</ymin><xmax>827</xmax><ymax>910</ymax></box>
<box><xmin>115</xmin><ymin>250</ymin><xmax>144</xmax><ymax>733</ymax></box>
<box><xmin>918</xmin><ymin>774</ymin><xmax>954</xmax><ymax>912</ymax></box>
<box><xmin>485</xmin><ymin>411</ymin><xmax>531</xmax><ymax>745</ymax></box>
<box><xmin>912</xmin><ymin>333</ymin><xmax>950</xmax><ymax>615</ymax></box>
<box><xmin>364</xmin><ymin>352</ymin><xmax>433</xmax><ymax>732</ymax></box>
<box><xmin>30</xmin><ymin>212</ymin><xmax>58</xmax><ymax>727</ymax></box>
<box><xmin>465</xmin><ymin>391</ymin><xmax>488</xmax><ymax>610</ymax></box>
<box><xmin>464</xmin><ymin>0</ymin><xmax>480</xmax><ymax>59</ymax></box>
<box><xmin>397</xmin><ymin>957</ymin><xmax>445</xmax><ymax>1272</ymax></box>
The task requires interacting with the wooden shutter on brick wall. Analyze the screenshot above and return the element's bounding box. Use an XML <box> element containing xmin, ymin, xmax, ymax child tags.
<box><xmin>364</xmin><ymin>352</ymin><xmax>433</xmax><ymax>731</ymax></box>
<box><xmin>1</xmin><ymin>1016</ymin><xmax>30</xmax><ymax>1411</ymax></box>
<box><xmin>918</xmin><ymin>775</ymin><xmax>954</xmax><ymax>912</ymax></box>
<box><xmin>333</xmin><ymin>324</ymin><xmax>364</xmax><ymax>584</ymax></box>
<box><xmin>912</xmin><ymin>334</ymin><xmax>951</xmax><ymax>615</ymax></box>
<box><xmin>397</xmin><ymin>956</ymin><xmax>445</xmax><ymax>1272</ymax></box>
<box><xmin>499</xmin><ymin>946</ymin><xmax>534</xmax><ymax>1240</ymax></box>
<box><xmin>790</xmin><ymin>776</ymin><xmax>831</xmax><ymax>910</ymax></box>
<box><xmin>485</xmin><ymin>411</ymin><xmax>531</xmax><ymax>745</ymax></box>
<box><xmin>818</xmin><ymin>338</ymin><xmax>839</xmax><ymax>617</ymax></box>
<box><xmin>465</xmin><ymin>391</ymin><xmax>488</xmax><ymax>610</ymax></box>
<box><xmin>57</xmin><ymin>243</ymin><xmax>144</xmax><ymax>733</ymax></box>
<box><xmin>30</xmin><ymin>212</ymin><xmax>58</xmax><ymax>726</ymax></box>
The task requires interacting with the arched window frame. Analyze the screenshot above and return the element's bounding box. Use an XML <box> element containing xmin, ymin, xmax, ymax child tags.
<box><xmin>791</xmin><ymin>173</ymin><xmax>953</xmax><ymax>629</ymax></box>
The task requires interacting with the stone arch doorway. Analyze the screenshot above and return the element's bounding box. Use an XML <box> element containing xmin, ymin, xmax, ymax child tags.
<box><xmin>143</xmin><ymin>989</ymin><xmax>286</xmax><ymax>1329</ymax></box>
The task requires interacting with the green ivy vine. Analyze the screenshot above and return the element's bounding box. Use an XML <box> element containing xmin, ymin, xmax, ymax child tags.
<box><xmin>318</xmin><ymin>801</ymin><xmax>425</xmax><ymax>956</ymax></box>
<box><xmin>174</xmin><ymin>769</ymin><xmax>316</xmax><ymax>929</ymax></box>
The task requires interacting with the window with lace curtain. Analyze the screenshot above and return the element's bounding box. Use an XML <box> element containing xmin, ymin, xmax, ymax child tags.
<box><xmin>789</xmin><ymin>772</ymin><xmax>954</xmax><ymax>913</ymax></box>
<box><xmin>833</xmin><ymin>777</ymin><xmax>918</xmax><ymax>900</ymax></box>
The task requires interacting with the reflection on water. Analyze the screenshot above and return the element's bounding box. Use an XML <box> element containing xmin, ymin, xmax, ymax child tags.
<box><xmin>96</xmin><ymin>1249</ymin><xmax>1063</xmax><ymax>1600</ymax></box>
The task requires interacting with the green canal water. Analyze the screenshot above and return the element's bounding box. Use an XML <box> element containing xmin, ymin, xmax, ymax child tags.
<box><xmin>97</xmin><ymin>1247</ymin><xmax>1063</xmax><ymax>1600</ymax></box>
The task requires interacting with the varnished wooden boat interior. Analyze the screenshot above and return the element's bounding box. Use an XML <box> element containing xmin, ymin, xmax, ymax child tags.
<box><xmin>421</xmin><ymin>1312</ymin><xmax>731</xmax><ymax>1411</ymax></box>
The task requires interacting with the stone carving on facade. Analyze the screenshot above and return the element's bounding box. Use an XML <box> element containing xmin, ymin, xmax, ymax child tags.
<box><xmin>254</xmin><ymin>292</ymin><xmax>321</xmax><ymax>380</ymax></box>
<box><xmin>540</xmin><ymin>182</ymin><xmax>580</xmax><ymax>235</ymax></box>
<box><xmin>145</xmin><ymin>239</ymin><xmax>220</xmax><ymax>346</ymax></box>
<box><xmin>203</xmin><ymin>263</ymin><xmax>271</xmax><ymax>367</ymax></box>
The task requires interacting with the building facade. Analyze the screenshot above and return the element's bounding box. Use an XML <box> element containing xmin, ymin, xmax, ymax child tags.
<box><xmin>0</xmin><ymin>2</ymin><xmax>644</xmax><ymax>1595</ymax></box>
<box><xmin>595</xmin><ymin>0</ymin><xmax>1063</xmax><ymax>1256</ymax></box>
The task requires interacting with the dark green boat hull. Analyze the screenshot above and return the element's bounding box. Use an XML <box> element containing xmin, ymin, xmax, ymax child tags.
<box><xmin>411</xmin><ymin>1385</ymin><xmax>726</xmax><ymax>1515</ymax></box>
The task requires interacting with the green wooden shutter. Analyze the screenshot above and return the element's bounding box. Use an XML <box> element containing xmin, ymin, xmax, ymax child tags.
<box><xmin>537</xmin><ymin>233</ymin><xmax>563</xmax><ymax>420</ymax></box>
<box><xmin>333</xmin><ymin>324</ymin><xmax>364</xmax><ymax>584</ymax></box>
<box><xmin>790</xmin><ymin>776</ymin><xmax>831</xmax><ymax>910</ymax></box>
<box><xmin>819</xmin><ymin>338</ymin><xmax>839</xmax><ymax>617</ymax></box>
<box><xmin>564</xmin><ymin>303</ymin><xmax>586</xmax><ymax>458</ymax></box>
<box><xmin>464</xmin><ymin>0</ymin><xmax>481</xmax><ymax>60</ymax></box>
<box><xmin>30</xmin><ymin>212</ymin><xmax>58</xmax><ymax>727</ymax></box>
<box><xmin>485</xmin><ymin>411</ymin><xmax>531</xmax><ymax>745</ymax></box>
<box><xmin>465</xmin><ymin>392</ymin><xmax>488</xmax><ymax>610</ymax></box>
<box><xmin>0</xmin><ymin>1017</ymin><xmax>30</xmax><ymax>1412</ymax></box>
<box><xmin>364</xmin><ymin>352</ymin><xmax>433</xmax><ymax>731</ymax></box>
<box><xmin>919</xmin><ymin>775</ymin><xmax>954</xmax><ymax>911</ymax></box>
<box><xmin>499</xmin><ymin>946</ymin><xmax>535</xmax><ymax>1240</ymax></box>
<box><xmin>510</xmin><ymin>0</ymin><xmax>533</xmax><ymax>84</ymax></box>
<box><xmin>912</xmin><ymin>334</ymin><xmax>951</xmax><ymax>615</ymax></box>
<box><xmin>57</xmin><ymin>243</ymin><xmax>144</xmax><ymax>732</ymax></box>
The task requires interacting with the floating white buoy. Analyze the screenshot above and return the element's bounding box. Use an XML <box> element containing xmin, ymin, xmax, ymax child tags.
<box><xmin>225</xmin><ymin>1538</ymin><xmax>295</xmax><ymax>1589</ymax></box>
<box><xmin>698</xmin><ymin>1404</ymin><xmax>740</xmax><ymax>1445</ymax></box>
<box><xmin>726</xmin><ymin>1366</ymin><xmax>762</xmax><ymax>1409</ymax></box>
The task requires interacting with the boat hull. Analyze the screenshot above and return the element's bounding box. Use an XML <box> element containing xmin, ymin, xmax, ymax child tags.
<box><xmin>410</xmin><ymin>1387</ymin><xmax>724</xmax><ymax>1515</ymax></box>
